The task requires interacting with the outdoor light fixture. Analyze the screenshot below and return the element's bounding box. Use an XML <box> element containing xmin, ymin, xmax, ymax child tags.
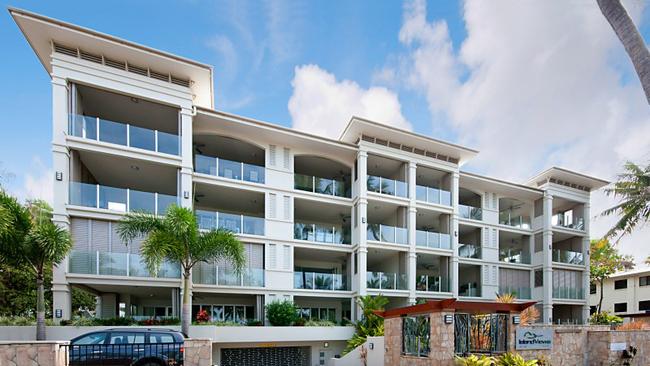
<box><xmin>184</xmin><ymin>191</ymin><xmax>190</xmax><ymax>199</ymax></box>
<box><xmin>444</xmin><ymin>314</ymin><xmax>453</xmax><ymax>324</ymax></box>
<box><xmin>454</xmin><ymin>231</ymin><xmax>458</xmax><ymax>237</ymax></box>
<box><xmin>512</xmin><ymin>315</ymin><xmax>521</xmax><ymax>325</ymax></box>
<box><xmin>324</xmin><ymin>342</ymin><xmax>329</xmax><ymax>348</ymax></box>
<box><xmin>362</xmin><ymin>217</ymin><xmax>366</xmax><ymax>224</ymax></box>
<box><xmin>55</xmin><ymin>171</ymin><xmax>63</xmax><ymax>181</ymax></box>
<box><xmin>369</xmin><ymin>342</ymin><xmax>374</xmax><ymax>350</ymax></box>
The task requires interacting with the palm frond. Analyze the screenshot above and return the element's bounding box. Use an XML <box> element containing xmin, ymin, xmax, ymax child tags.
<box><xmin>116</xmin><ymin>211</ymin><xmax>164</xmax><ymax>243</ymax></box>
<box><xmin>0</xmin><ymin>191</ymin><xmax>32</xmax><ymax>265</ymax></box>
<box><xmin>194</xmin><ymin>229</ymin><xmax>246</xmax><ymax>272</ymax></box>
<box><xmin>26</xmin><ymin>222</ymin><xmax>72</xmax><ymax>269</ymax></box>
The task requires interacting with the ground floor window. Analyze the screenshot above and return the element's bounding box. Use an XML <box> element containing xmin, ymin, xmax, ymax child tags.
<box><xmin>640</xmin><ymin>300</ymin><xmax>650</xmax><ymax>311</ymax></box>
<box><xmin>298</xmin><ymin>307</ymin><xmax>336</xmax><ymax>322</ymax></box>
<box><xmin>192</xmin><ymin>304</ymin><xmax>255</xmax><ymax>323</ymax></box>
<box><xmin>402</xmin><ymin>315</ymin><xmax>430</xmax><ymax>357</ymax></box>
<box><xmin>143</xmin><ymin>306</ymin><xmax>172</xmax><ymax>317</ymax></box>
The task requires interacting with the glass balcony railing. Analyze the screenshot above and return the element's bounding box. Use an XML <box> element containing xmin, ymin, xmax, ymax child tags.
<box><xmin>192</xmin><ymin>262</ymin><xmax>264</xmax><ymax>287</ymax></box>
<box><xmin>416</xmin><ymin>275</ymin><xmax>450</xmax><ymax>292</ymax></box>
<box><xmin>415</xmin><ymin>185</ymin><xmax>451</xmax><ymax>206</ymax></box>
<box><xmin>553</xmin><ymin>287</ymin><xmax>585</xmax><ymax>300</ymax></box>
<box><xmin>294</xmin><ymin>271</ymin><xmax>347</xmax><ymax>291</ymax></box>
<box><xmin>69</xmin><ymin>114</ymin><xmax>179</xmax><ymax>155</ymax></box>
<box><xmin>552</xmin><ymin>214</ymin><xmax>585</xmax><ymax>231</ymax></box>
<box><xmin>552</xmin><ymin>249</ymin><xmax>584</xmax><ymax>265</ymax></box>
<box><xmin>293</xmin><ymin>222</ymin><xmax>351</xmax><ymax>245</ymax></box>
<box><xmin>415</xmin><ymin>230</ymin><xmax>451</xmax><ymax>250</ymax></box>
<box><xmin>69</xmin><ymin>250</ymin><xmax>180</xmax><ymax>278</ymax></box>
<box><xmin>195</xmin><ymin>210</ymin><xmax>265</xmax><ymax>236</ymax></box>
<box><xmin>194</xmin><ymin>154</ymin><xmax>265</xmax><ymax>184</ymax></box>
<box><xmin>366</xmin><ymin>271</ymin><xmax>408</xmax><ymax>290</ymax></box>
<box><xmin>367</xmin><ymin>175</ymin><xmax>407</xmax><ymax>198</ymax></box>
<box><xmin>69</xmin><ymin>182</ymin><xmax>177</xmax><ymax>215</ymax></box>
<box><xmin>459</xmin><ymin>283</ymin><xmax>481</xmax><ymax>297</ymax></box>
<box><xmin>459</xmin><ymin>244</ymin><xmax>482</xmax><ymax>259</ymax></box>
<box><xmin>499</xmin><ymin>286</ymin><xmax>532</xmax><ymax>299</ymax></box>
<box><xmin>459</xmin><ymin>204</ymin><xmax>483</xmax><ymax>220</ymax></box>
<box><xmin>367</xmin><ymin>224</ymin><xmax>408</xmax><ymax>245</ymax></box>
<box><xmin>294</xmin><ymin>174</ymin><xmax>350</xmax><ymax>198</ymax></box>
<box><xmin>499</xmin><ymin>212</ymin><xmax>531</xmax><ymax>229</ymax></box>
<box><xmin>499</xmin><ymin>248</ymin><xmax>531</xmax><ymax>264</ymax></box>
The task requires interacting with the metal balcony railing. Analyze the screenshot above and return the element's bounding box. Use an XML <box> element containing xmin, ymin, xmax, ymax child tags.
<box><xmin>195</xmin><ymin>210</ymin><xmax>265</xmax><ymax>236</ymax></box>
<box><xmin>459</xmin><ymin>204</ymin><xmax>483</xmax><ymax>220</ymax></box>
<box><xmin>294</xmin><ymin>271</ymin><xmax>347</xmax><ymax>291</ymax></box>
<box><xmin>68</xmin><ymin>250</ymin><xmax>180</xmax><ymax>278</ymax></box>
<box><xmin>415</xmin><ymin>230</ymin><xmax>451</xmax><ymax>249</ymax></box>
<box><xmin>367</xmin><ymin>175</ymin><xmax>408</xmax><ymax>198</ymax></box>
<box><xmin>416</xmin><ymin>275</ymin><xmax>450</xmax><ymax>292</ymax></box>
<box><xmin>69</xmin><ymin>182</ymin><xmax>177</xmax><ymax>215</ymax></box>
<box><xmin>498</xmin><ymin>286</ymin><xmax>532</xmax><ymax>299</ymax></box>
<box><xmin>367</xmin><ymin>224</ymin><xmax>408</xmax><ymax>245</ymax></box>
<box><xmin>294</xmin><ymin>174</ymin><xmax>350</xmax><ymax>198</ymax></box>
<box><xmin>499</xmin><ymin>248</ymin><xmax>531</xmax><ymax>264</ymax></box>
<box><xmin>415</xmin><ymin>185</ymin><xmax>451</xmax><ymax>206</ymax></box>
<box><xmin>459</xmin><ymin>243</ymin><xmax>482</xmax><ymax>259</ymax></box>
<box><xmin>192</xmin><ymin>263</ymin><xmax>264</xmax><ymax>287</ymax></box>
<box><xmin>366</xmin><ymin>271</ymin><xmax>408</xmax><ymax>290</ymax></box>
<box><xmin>552</xmin><ymin>249</ymin><xmax>584</xmax><ymax>265</ymax></box>
<box><xmin>194</xmin><ymin>154</ymin><xmax>265</xmax><ymax>184</ymax></box>
<box><xmin>294</xmin><ymin>222</ymin><xmax>350</xmax><ymax>245</ymax></box>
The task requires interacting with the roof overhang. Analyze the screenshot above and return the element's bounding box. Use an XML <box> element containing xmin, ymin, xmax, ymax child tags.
<box><xmin>9</xmin><ymin>7</ymin><xmax>214</xmax><ymax>108</ymax></box>
<box><xmin>460</xmin><ymin>171</ymin><xmax>543</xmax><ymax>200</ymax></box>
<box><xmin>339</xmin><ymin>117</ymin><xmax>478</xmax><ymax>166</ymax></box>
<box><xmin>526</xmin><ymin>167</ymin><xmax>609</xmax><ymax>192</ymax></box>
<box><xmin>376</xmin><ymin>299</ymin><xmax>537</xmax><ymax>319</ymax></box>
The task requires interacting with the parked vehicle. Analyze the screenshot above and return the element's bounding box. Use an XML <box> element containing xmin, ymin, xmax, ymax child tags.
<box><xmin>68</xmin><ymin>328</ymin><xmax>184</xmax><ymax>366</ymax></box>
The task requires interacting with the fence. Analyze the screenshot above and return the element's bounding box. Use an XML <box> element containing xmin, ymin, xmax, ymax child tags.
<box><xmin>454</xmin><ymin>313</ymin><xmax>509</xmax><ymax>355</ymax></box>
<box><xmin>62</xmin><ymin>343</ymin><xmax>183</xmax><ymax>366</ymax></box>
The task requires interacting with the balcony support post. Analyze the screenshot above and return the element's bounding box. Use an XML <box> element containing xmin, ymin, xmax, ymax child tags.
<box><xmin>126</xmin><ymin>123</ymin><xmax>130</xmax><ymax>147</ymax></box>
<box><xmin>542</xmin><ymin>193</ymin><xmax>554</xmax><ymax>324</ymax></box>
<box><xmin>154</xmin><ymin>130</ymin><xmax>159</xmax><ymax>152</ymax></box>
<box><xmin>581</xmin><ymin>202</ymin><xmax>591</xmax><ymax>323</ymax></box>
<box><xmin>179</xmin><ymin>108</ymin><xmax>193</xmax><ymax>209</ymax></box>
<box><xmin>451</xmin><ymin>171</ymin><xmax>460</xmax><ymax>298</ymax></box>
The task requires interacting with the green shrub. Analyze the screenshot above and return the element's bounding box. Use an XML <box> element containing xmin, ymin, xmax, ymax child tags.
<box><xmin>265</xmin><ymin>300</ymin><xmax>298</xmax><ymax>326</ymax></box>
<box><xmin>589</xmin><ymin>311</ymin><xmax>623</xmax><ymax>325</ymax></box>
<box><xmin>496</xmin><ymin>352</ymin><xmax>538</xmax><ymax>366</ymax></box>
<box><xmin>246</xmin><ymin>319</ymin><xmax>263</xmax><ymax>326</ymax></box>
<box><xmin>0</xmin><ymin>316</ymin><xmax>35</xmax><ymax>325</ymax></box>
<box><xmin>305</xmin><ymin>320</ymin><xmax>336</xmax><ymax>327</ymax></box>
<box><xmin>294</xmin><ymin>317</ymin><xmax>306</xmax><ymax>326</ymax></box>
<box><xmin>454</xmin><ymin>354</ymin><xmax>496</xmax><ymax>366</ymax></box>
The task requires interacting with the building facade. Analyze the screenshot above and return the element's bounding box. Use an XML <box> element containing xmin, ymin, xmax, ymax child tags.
<box><xmin>589</xmin><ymin>268</ymin><xmax>650</xmax><ymax>320</ymax></box>
<box><xmin>11</xmin><ymin>7</ymin><xmax>606</xmax><ymax>337</ymax></box>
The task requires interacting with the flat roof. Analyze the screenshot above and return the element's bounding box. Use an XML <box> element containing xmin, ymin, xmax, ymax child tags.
<box><xmin>9</xmin><ymin>7</ymin><xmax>214</xmax><ymax>108</ymax></box>
<box><xmin>460</xmin><ymin>171</ymin><xmax>543</xmax><ymax>199</ymax></box>
<box><xmin>339</xmin><ymin>117</ymin><xmax>479</xmax><ymax>165</ymax></box>
<box><xmin>526</xmin><ymin>167</ymin><xmax>609</xmax><ymax>192</ymax></box>
<box><xmin>610</xmin><ymin>267</ymin><xmax>650</xmax><ymax>279</ymax></box>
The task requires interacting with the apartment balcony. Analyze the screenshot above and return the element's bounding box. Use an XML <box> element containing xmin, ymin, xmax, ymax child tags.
<box><xmin>367</xmin><ymin>224</ymin><xmax>408</xmax><ymax>245</ymax></box>
<box><xmin>294</xmin><ymin>222</ymin><xmax>350</xmax><ymax>245</ymax></box>
<box><xmin>416</xmin><ymin>230</ymin><xmax>451</xmax><ymax>250</ymax></box>
<box><xmin>552</xmin><ymin>214</ymin><xmax>585</xmax><ymax>231</ymax></box>
<box><xmin>68</xmin><ymin>250</ymin><xmax>180</xmax><ymax>278</ymax></box>
<box><xmin>499</xmin><ymin>212</ymin><xmax>531</xmax><ymax>229</ymax></box>
<box><xmin>553</xmin><ymin>287</ymin><xmax>585</xmax><ymax>300</ymax></box>
<box><xmin>458</xmin><ymin>263</ymin><xmax>481</xmax><ymax>297</ymax></box>
<box><xmin>498</xmin><ymin>286</ymin><xmax>532</xmax><ymax>299</ymax></box>
<box><xmin>196</xmin><ymin>209</ymin><xmax>264</xmax><ymax>236</ymax></box>
<box><xmin>367</xmin><ymin>175</ymin><xmax>407</xmax><ymax>198</ymax></box>
<box><xmin>499</xmin><ymin>248</ymin><xmax>531</xmax><ymax>264</ymax></box>
<box><xmin>416</xmin><ymin>275</ymin><xmax>450</xmax><ymax>292</ymax></box>
<box><xmin>69</xmin><ymin>182</ymin><xmax>177</xmax><ymax>215</ymax></box>
<box><xmin>366</xmin><ymin>271</ymin><xmax>408</xmax><ymax>290</ymax></box>
<box><xmin>192</xmin><ymin>262</ymin><xmax>264</xmax><ymax>287</ymax></box>
<box><xmin>415</xmin><ymin>185</ymin><xmax>451</xmax><ymax>206</ymax></box>
<box><xmin>194</xmin><ymin>154</ymin><xmax>265</xmax><ymax>184</ymax></box>
<box><xmin>552</xmin><ymin>249</ymin><xmax>584</xmax><ymax>265</ymax></box>
<box><xmin>293</xmin><ymin>271</ymin><xmax>347</xmax><ymax>291</ymax></box>
<box><xmin>459</xmin><ymin>204</ymin><xmax>482</xmax><ymax>221</ymax></box>
<box><xmin>459</xmin><ymin>243</ymin><xmax>482</xmax><ymax>259</ymax></box>
<box><xmin>294</xmin><ymin>174</ymin><xmax>349</xmax><ymax>198</ymax></box>
<box><xmin>459</xmin><ymin>283</ymin><xmax>481</xmax><ymax>297</ymax></box>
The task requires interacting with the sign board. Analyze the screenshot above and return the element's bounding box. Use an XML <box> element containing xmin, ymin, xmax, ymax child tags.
<box><xmin>610</xmin><ymin>342</ymin><xmax>627</xmax><ymax>351</ymax></box>
<box><xmin>55</xmin><ymin>309</ymin><xmax>62</xmax><ymax>318</ymax></box>
<box><xmin>515</xmin><ymin>328</ymin><xmax>553</xmax><ymax>350</ymax></box>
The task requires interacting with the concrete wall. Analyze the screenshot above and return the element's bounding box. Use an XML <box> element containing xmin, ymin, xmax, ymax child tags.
<box><xmin>330</xmin><ymin>336</ymin><xmax>383</xmax><ymax>366</ymax></box>
<box><xmin>588</xmin><ymin>330</ymin><xmax>650</xmax><ymax>366</ymax></box>
<box><xmin>184</xmin><ymin>339</ymin><xmax>213</xmax><ymax>366</ymax></box>
<box><xmin>0</xmin><ymin>341</ymin><xmax>67</xmax><ymax>366</ymax></box>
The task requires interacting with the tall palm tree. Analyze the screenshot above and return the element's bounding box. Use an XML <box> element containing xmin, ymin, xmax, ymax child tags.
<box><xmin>0</xmin><ymin>191</ymin><xmax>72</xmax><ymax>340</ymax></box>
<box><xmin>601</xmin><ymin>162</ymin><xmax>650</xmax><ymax>241</ymax></box>
<box><xmin>117</xmin><ymin>205</ymin><xmax>245</xmax><ymax>336</ymax></box>
<box><xmin>597</xmin><ymin>0</ymin><xmax>650</xmax><ymax>104</ymax></box>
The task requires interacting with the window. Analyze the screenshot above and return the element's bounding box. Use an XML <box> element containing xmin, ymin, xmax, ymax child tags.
<box><xmin>354</xmin><ymin>253</ymin><xmax>358</xmax><ymax>274</ymax></box>
<box><xmin>354</xmin><ymin>159</ymin><xmax>358</xmax><ymax>181</ymax></box>
<box><xmin>109</xmin><ymin>332</ymin><xmax>144</xmax><ymax>344</ymax></box>
<box><xmin>298</xmin><ymin>307</ymin><xmax>336</xmax><ymax>322</ymax></box>
<box><xmin>640</xmin><ymin>276</ymin><xmax>650</xmax><ymax>287</ymax></box>
<box><xmin>73</xmin><ymin>333</ymin><xmax>106</xmax><ymax>345</ymax></box>
<box><xmin>149</xmin><ymin>333</ymin><xmax>175</xmax><ymax>343</ymax></box>
<box><xmin>590</xmin><ymin>283</ymin><xmax>597</xmax><ymax>294</ymax></box>
<box><xmin>402</xmin><ymin>315</ymin><xmax>430</xmax><ymax>357</ymax></box>
<box><xmin>590</xmin><ymin>306</ymin><xmax>597</xmax><ymax>315</ymax></box>
<box><xmin>534</xmin><ymin>269</ymin><xmax>543</xmax><ymax>287</ymax></box>
<box><xmin>614</xmin><ymin>279</ymin><xmax>628</xmax><ymax>290</ymax></box>
<box><xmin>614</xmin><ymin>303</ymin><xmax>627</xmax><ymax>313</ymax></box>
<box><xmin>639</xmin><ymin>300</ymin><xmax>650</xmax><ymax>311</ymax></box>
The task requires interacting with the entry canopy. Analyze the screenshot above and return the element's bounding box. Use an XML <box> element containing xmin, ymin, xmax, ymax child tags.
<box><xmin>375</xmin><ymin>299</ymin><xmax>537</xmax><ymax>319</ymax></box>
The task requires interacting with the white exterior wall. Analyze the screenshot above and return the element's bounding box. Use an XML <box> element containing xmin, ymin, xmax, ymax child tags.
<box><xmin>589</xmin><ymin>271</ymin><xmax>650</xmax><ymax>315</ymax></box>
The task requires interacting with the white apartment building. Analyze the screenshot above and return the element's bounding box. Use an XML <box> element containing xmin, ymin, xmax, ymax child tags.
<box><xmin>589</xmin><ymin>268</ymin><xmax>650</xmax><ymax>319</ymax></box>
<box><xmin>11</xmin><ymin>6</ymin><xmax>607</xmax><ymax>351</ymax></box>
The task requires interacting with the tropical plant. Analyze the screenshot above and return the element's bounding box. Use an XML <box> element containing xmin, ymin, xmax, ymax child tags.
<box><xmin>597</xmin><ymin>0</ymin><xmax>650</xmax><ymax>104</ymax></box>
<box><xmin>0</xmin><ymin>192</ymin><xmax>72</xmax><ymax>340</ymax></box>
<box><xmin>601</xmin><ymin>162</ymin><xmax>650</xmax><ymax>241</ymax></box>
<box><xmin>454</xmin><ymin>354</ymin><xmax>496</xmax><ymax>366</ymax></box>
<box><xmin>589</xmin><ymin>311</ymin><xmax>623</xmax><ymax>325</ymax></box>
<box><xmin>342</xmin><ymin>295</ymin><xmax>388</xmax><ymax>355</ymax></box>
<box><xmin>195</xmin><ymin>309</ymin><xmax>210</xmax><ymax>323</ymax></box>
<box><xmin>590</xmin><ymin>239</ymin><xmax>633</xmax><ymax>313</ymax></box>
<box><xmin>495</xmin><ymin>293</ymin><xmax>539</xmax><ymax>326</ymax></box>
<box><xmin>117</xmin><ymin>205</ymin><xmax>245</xmax><ymax>336</ymax></box>
<box><xmin>265</xmin><ymin>300</ymin><xmax>298</xmax><ymax>326</ymax></box>
<box><xmin>496</xmin><ymin>352</ymin><xmax>538</xmax><ymax>366</ymax></box>
<box><xmin>305</xmin><ymin>320</ymin><xmax>336</xmax><ymax>327</ymax></box>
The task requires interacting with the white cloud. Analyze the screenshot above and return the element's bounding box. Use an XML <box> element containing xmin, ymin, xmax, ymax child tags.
<box><xmin>15</xmin><ymin>156</ymin><xmax>53</xmax><ymax>205</ymax></box>
<box><xmin>288</xmin><ymin>64</ymin><xmax>411</xmax><ymax>139</ymax></box>
<box><xmin>394</xmin><ymin>0</ymin><xmax>650</xmax><ymax>262</ymax></box>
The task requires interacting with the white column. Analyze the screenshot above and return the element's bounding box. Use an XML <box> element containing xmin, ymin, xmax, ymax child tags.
<box><xmin>356</xmin><ymin>150</ymin><xmax>368</xmax><ymax>321</ymax></box>
<box><xmin>179</xmin><ymin>108</ymin><xmax>193</xmax><ymax>209</ymax></box>
<box><xmin>407</xmin><ymin>162</ymin><xmax>417</xmax><ymax>304</ymax></box>
<box><xmin>542</xmin><ymin>193</ymin><xmax>554</xmax><ymax>324</ymax></box>
<box><xmin>451</xmin><ymin>172</ymin><xmax>460</xmax><ymax>298</ymax></box>
<box><xmin>582</xmin><ymin>202</ymin><xmax>591</xmax><ymax>323</ymax></box>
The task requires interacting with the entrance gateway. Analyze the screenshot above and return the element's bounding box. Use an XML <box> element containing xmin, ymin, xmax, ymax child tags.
<box><xmin>221</xmin><ymin>346</ymin><xmax>310</xmax><ymax>366</ymax></box>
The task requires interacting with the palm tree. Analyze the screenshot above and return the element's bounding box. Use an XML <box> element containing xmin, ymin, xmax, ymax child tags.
<box><xmin>0</xmin><ymin>191</ymin><xmax>72</xmax><ymax>340</ymax></box>
<box><xmin>597</xmin><ymin>0</ymin><xmax>650</xmax><ymax>104</ymax></box>
<box><xmin>117</xmin><ymin>205</ymin><xmax>245</xmax><ymax>336</ymax></box>
<box><xmin>601</xmin><ymin>162</ymin><xmax>650</xmax><ymax>241</ymax></box>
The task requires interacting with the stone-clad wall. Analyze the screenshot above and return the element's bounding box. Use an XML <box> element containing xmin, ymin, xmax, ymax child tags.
<box><xmin>588</xmin><ymin>330</ymin><xmax>650</xmax><ymax>366</ymax></box>
<box><xmin>384</xmin><ymin>310</ymin><xmax>455</xmax><ymax>366</ymax></box>
<box><xmin>513</xmin><ymin>325</ymin><xmax>600</xmax><ymax>366</ymax></box>
<box><xmin>0</xmin><ymin>341</ymin><xmax>67</xmax><ymax>366</ymax></box>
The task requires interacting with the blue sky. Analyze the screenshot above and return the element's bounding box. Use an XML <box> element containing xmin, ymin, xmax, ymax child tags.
<box><xmin>1</xmin><ymin>0</ymin><xmax>650</xmax><ymax>260</ymax></box>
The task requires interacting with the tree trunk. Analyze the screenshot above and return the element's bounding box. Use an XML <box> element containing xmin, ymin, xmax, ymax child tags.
<box><xmin>181</xmin><ymin>270</ymin><xmax>191</xmax><ymax>337</ymax></box>
<box><xmin>597</xmin><ymin>0</ymin><xmax>650</xmax><ymax>104</ymax></box>
<box><xmin>598</xmin><ymin>278</ymin><xmax>605</xmax><ymax>314</ymax></box>
<box><xmin>36</xmin><ymin>273</ymin><xmax>46</xmax><ymax>341</ymax></box>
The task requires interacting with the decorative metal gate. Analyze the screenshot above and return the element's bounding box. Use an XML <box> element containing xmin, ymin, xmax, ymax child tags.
<box><xmin>454</xmin><ymin>313</ymin><xmax>509</xmax><ymax>355</ymax></box>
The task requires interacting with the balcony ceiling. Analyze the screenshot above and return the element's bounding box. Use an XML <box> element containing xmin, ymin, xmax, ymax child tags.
<box><xmin>194</xmin><ymin>184</ymin><xmax>264</xmax><ymax>215</ymax></box>
<box><xmin>294</xmin><ymin>199</ymin><xmax>350</xmax><ymax>223</ymax></box>
<box><xmin>460</xmin><ymin>172</ymin><xmax>542</xmax><ymax>200</ymax></box>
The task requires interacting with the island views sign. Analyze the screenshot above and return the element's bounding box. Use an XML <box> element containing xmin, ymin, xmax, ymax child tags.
<box><xmin>515</xmin><ymin>328</ymin><xmax>553</xmax><ymax>350</ymax></box>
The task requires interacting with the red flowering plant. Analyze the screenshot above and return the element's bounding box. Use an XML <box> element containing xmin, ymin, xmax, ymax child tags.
<box><xmin>195</xmin><ymin>309</ymin><xmax>210</xmax><ymax>323</ymax></box>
